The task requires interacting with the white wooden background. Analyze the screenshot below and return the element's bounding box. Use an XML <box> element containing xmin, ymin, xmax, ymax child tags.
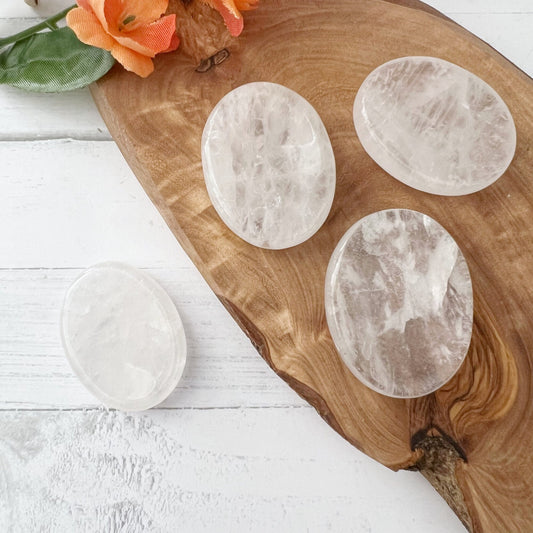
<box><xmin>1</xmin><ymin>1</ymin><xmax>531</xmax><ymax>531</ymax></box>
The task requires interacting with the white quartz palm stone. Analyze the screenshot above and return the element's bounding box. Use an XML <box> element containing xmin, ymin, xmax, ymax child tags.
<box><xmin>61</xmin><ymin>263</ymin><xmax>187</xmax><ymax>411</ymax></box>
<box><xmin>353</xmin><ymin>56</ymin><xmax>516</xmax><ymax>196</ymax></box>
<box><xmin>202</xmin><ymin>82</ymin><xmax>336</xmax><ymax>249</ymax></box>
<box><xmin>325</xmin><ymin>209</ymin><xmax>473</xmax><ymax>398</ymax></box>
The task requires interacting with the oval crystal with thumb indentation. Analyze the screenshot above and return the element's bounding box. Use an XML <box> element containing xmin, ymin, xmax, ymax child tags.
<box><xmin>202</xmin><ymin>82</ymin><xmax>336</xmax><ymax>249</ymax></box>
<box><xmin>353</xmin><ymin>56</ymin><xmax>516</xmax><ymax>196</ymax></box>
<box><xmin>325</xmin><ymin>209</ymin><xmax>473</xmax><ymax>398</ymax></box>
<box><xmin>61</xmin><ymin>262</ymin><xmax>187</xmax><ymax>411</ymax></box>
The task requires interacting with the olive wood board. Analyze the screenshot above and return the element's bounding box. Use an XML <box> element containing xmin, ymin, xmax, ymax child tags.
<box><xmin>91</xmin><ymin>1</ymin><xmax>533</xmax><ymax>531</ymax></box>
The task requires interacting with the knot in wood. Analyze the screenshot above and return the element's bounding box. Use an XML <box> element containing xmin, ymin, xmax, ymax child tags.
<box><xmin>196</xmin><ymin>49</ymin><xmax>230</xmax><ymax>73</ymax></box>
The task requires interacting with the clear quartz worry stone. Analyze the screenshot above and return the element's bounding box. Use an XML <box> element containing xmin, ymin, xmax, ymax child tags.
<box><xmin>325</xmin><ymin>209</ymin><xmax>473</xmax><ymax>398</ymax></box>
<box><xmin>202</xmin><ymin>82</ymin><xmax>336</xmax><ymax>249</ymax></box>
<box><xmin>61</xmin><ymin>262</ymin><xmax>187</xmax><ymax>411</ymax></box>
<box><xmin>353</xmin><ymin>56</ymin><xmax>516</xmax><ymax>196</ymax></box>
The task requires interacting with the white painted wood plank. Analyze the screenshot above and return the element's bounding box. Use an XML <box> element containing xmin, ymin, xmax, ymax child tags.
<box><xmin>0</xmin><ymin>0</ymin><xmax>72</xmax><ymax>18</ymax></box>
<box><xmin>1</xmin><ymin>140</ymin><xmax>182</xmax><ymax>268</ymax></box>
<box><xmin>0</xmin><ymin>408</ymin><xmax>466</xmax><ymax>532</ymax></box>
<box><xmin>425</xmin><ymin>1</ymin><xmax>533</xmax><ymax>14</ymax></box>
<box><xmin>0</xmin><ymin>18</ymin><xmax>66</xmax><ymax>39</ymax></box>
<box><xmin>0</xmin><ymin>1</ymin><xmax>74</xmax><ymax>46</ymax></box>
<box><xmin>0</xmin><ymin>86</ymin><xmax>111</xmax><ymax>141</ymax></box>
<box><xmin>0</xmin><ymin>268</ymin><xmax>306</xmax><ymax>409</ymax></box>
<box><xmin>442</xmin><ymin>13</ymin><xmax>532</xmax><ymax>76</ymax></box>
<box><xmin>424</xmin><ymin>2</ymin><xmax>533</xmax><ymax>76</ymax></box>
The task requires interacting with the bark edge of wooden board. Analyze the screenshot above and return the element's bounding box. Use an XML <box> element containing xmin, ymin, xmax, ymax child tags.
<box><xmin>91</xmin><ymin>1</ymin><xmax>533</xmax><ymax>531</ymax></box>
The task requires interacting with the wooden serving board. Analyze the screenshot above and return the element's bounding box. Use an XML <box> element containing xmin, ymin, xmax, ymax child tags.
<box><xmin>91</xmin><ymin>1</ymin><xmax>533</xmax><ymax>531</ymax></box>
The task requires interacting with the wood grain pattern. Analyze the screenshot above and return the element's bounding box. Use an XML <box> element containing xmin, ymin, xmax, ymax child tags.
<box><xmin>90</xmin><ymin>1</ymin><xmax>533</xmax><ymax>531</ymax></box>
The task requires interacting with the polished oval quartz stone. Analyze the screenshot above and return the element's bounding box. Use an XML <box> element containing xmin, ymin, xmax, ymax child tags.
<box><xmin>61</xmin><ymin>262</ymin><xmax>187</xmax><ymax>411</ymax></box>
<box><xmin>325</xmin><ymin>209</ymin><xmax>473</xmax><ymax>398</ymax></box>
<box><xmin>353</xmin><ymin>56</ymin><xmax>516</xmax><ymax>196</ymax></box>
<box><xmin>202</xmin><ymin>82</ymin><xmax>336</xmax><ymax>249</ymax></box>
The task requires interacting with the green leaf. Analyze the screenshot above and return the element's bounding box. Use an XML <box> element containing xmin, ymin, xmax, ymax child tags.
<box><xmin>0</xmin><ymin>27</ymin><xmax>115</xmax><ymax>93</ymax></box>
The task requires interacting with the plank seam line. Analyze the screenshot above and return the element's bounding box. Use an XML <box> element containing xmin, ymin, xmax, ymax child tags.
<box><xmin>0</xmin><ymin>136</ymin><xmax>113</xmax><ymax>142</ymax></box>
<box><xmin>0</xmin><ymin>405</ymin><xmax>312</xmax><ymax>412</ymax></box>
<box><xmin>0</xmin><ymin>266</ymin><xmax>191</xmax><ymax>271</ymax></box>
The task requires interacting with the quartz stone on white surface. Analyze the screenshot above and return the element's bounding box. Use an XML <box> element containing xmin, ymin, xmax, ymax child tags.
<box><xmin>325</xmin><ymin>209</ymin><xmax>473</xmax><ymax>398</ymax></box>
<box><xmin>61</xmin><ymin>262</ymin><xmax>186</xmax><ymax>411</ymax></box>
<box><xmin>353</xmin><ymin>56</ymin><xmax>516</xmax><ymax>196</ymax></box>
<box><xmin>202</xmin><ymin>82</ymin><xmax>336</xmax><ymax>249</ymax></box>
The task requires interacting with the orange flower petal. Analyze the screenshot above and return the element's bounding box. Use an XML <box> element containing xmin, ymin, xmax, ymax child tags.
<box><xmin>110</xmin><ymin>43</ymin><xmax>154</xmax><ymax>77</ymax></box>
<box><xmin>207</xmin><ymin>0</ymin><xmax>244</xmax><ymax>37</ymax></box>
<box><xmin>104</xmin><ymin>0</ymin><xmax>168</xmax><ymax>28</ymax></box>
<box><xmin>112</xmin><ymin>14</ymin><xmax>177</xmax><ymax>56</ymax></box>
<box><xmin>76</xmin><ymin>0</ymin><xmax>92</xmax><ymax>12</ymax></box>
<box><xmin>84</xmin><ymin>0</ymin><xmax>109</xmax><ymax>31</ymax></box>
<box><xmin>234</xmin><ymin>0</ymin><xmax>259</xmax><ymax>11</ymax></box>
<box><xmin>66</xmin><ymin>7</ymin><xmax>115</xmax><ymax>51</ymax></box>
<box><xmin>70</xmin><ymin>0</ymin><xmax>178</xmax><ymax>77</ymax></box>
<box><xmin>163</xmin><ymin>32</ymin><xmax>180</xmax><ymax>54</ymax></box>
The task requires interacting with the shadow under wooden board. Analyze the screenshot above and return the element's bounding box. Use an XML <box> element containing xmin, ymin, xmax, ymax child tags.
<box><xmin>91</xmin><ymin>1</ymin><xmax>533</xmax><ymax>531</ymax></box>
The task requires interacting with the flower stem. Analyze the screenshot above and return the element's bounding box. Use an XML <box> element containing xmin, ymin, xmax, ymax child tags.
<box><xmin>0</xmin><ymin>5</ymin><xmax>76</xmax><ymax>49</ymax></box>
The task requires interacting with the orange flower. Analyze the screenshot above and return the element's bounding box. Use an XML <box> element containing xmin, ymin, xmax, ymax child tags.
<box><xmin>66</xmin><ymin>0</ymin><xmax>179</xmax><ymax>78</ymax></box>
<box><xmin>202</xmin><ymin>0</ymin><xmax>259</xmax><ymax>37</ymax></box>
